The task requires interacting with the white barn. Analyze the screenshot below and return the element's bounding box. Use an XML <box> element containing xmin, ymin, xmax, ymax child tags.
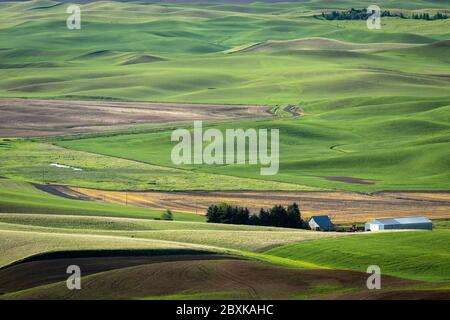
<box><xmin>365</xmin><ymin>217</ymin><xmax>432</xmax><ymax>231</ymax></box>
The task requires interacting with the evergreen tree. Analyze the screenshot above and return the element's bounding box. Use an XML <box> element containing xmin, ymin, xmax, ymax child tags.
<box><xmin>259</xmin><ymin>208</ymin><xmax>271</xmax><ymax>226</ymax></box>
<box><xmin>206</xmin><ymin>205</ymin><xmax>220</xmax><ymax>223</ymax></box>
<box><xmin>248</xmin><ymin>213</ymin><xmax>260</xmax><ymax>225</ymax></box>
<box><xmin>269</xmin><ymin>205</ymin><xmax>289</xmax><ymax>227</ymax></box>
<box><xmin>287</xmin><ymin>202</ymin><xmax>302</xmax><ymax>228</ymax></box>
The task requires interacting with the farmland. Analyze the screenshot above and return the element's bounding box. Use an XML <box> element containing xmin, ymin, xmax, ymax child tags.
<box><xmin>0</xmin><ymin>212</ymin><xmax>449</xmax><ymax>299</ymax></box>
<box><xmin>1</xmin><ymin>1</ymin><xmax>449</xmax><ymax>192</ymax></box>
<box><xmin>1</xmin><ymin>1</ymin><xmax>449</xmax><ymax>104</ymax></box>
<box><xmin>0</xmin><ymin>259</ymin><xmax>431</xmax><ymax>300</ymax></box>
<box><xmin>0</xmin><ymin>179</ymin><xmax>204</xmax><ymax>221</ymax></box>
<box><xmin>0</xmin><ymin>139</ymin><xmax>309</xmax><ymax>191</ymax></box>
<box><xmin>55</xmin><ymin>98</ymin><xmax>450</xmax><ymax>192</ymax></box>
<box><xmin>0</xmin><ymin>98</ymin><xmax>271</xmax><ymax>137</ymax></box>
<box><xmin>63</xmin><ymin>187</ymin><xmax>450</xmax><ymax>224</ymax></box>
<box><xmin>0</xmin><ymin>213</ymin><xmax>347</xmax><ymax>252</ymax></box>
<box><xmin>266</xmin><ymin>231</ymin><xmax>450</xmax><ymax>281</ymax></box>
<box><xmin>0</xmin><ymin>0</ymin><xmax>449</xmax><ymax>300</ymax></box>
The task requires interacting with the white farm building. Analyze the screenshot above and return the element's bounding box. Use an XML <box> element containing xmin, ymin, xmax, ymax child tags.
<box><xmin>365</xmin><ymin>217</ymin><xmax>432</xmax><ymax>231</ymax></box>
<box><xmin>308</xmin><ymin>215</ymin><xmax>335</xmax><ymax>231</ymax></box>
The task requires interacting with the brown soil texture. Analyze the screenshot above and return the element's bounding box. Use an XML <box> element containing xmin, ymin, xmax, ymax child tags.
<box><xmin>0</xmin><ymin>98</ymin><xmax>270</xmax><ymax>137</ymax></box>
<box><xmin>60</xmin><ymin>186</ymin><xmax>450</xmax><ymax>224</ymax></box>
<box><xmin>0</xmin><ymin>256</ymin><xmax>426</xmax><ymax>300</ymax></box>
<box><xmin>323</xmin><ymin>176</ymin><xmax>376</xmax><ymax>185</ymax></box>
<box><xmin>0</xmin><ymin>253</ymin><xmax>235</xmax><ymax>294</ymax></box>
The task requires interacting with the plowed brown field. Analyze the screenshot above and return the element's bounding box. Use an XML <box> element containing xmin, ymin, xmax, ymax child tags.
<box><xmin>0</xmin><ymin>98</ymin><xmax>270</xmax><ymax>137</ymax></box>
<box><xmin>0</xmin><ymin>255</ymin><xmax>430</xmax><ymax>300</ymax></box>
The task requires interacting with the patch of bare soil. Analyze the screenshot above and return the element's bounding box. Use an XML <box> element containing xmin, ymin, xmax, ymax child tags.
<box><xmin>322</xmin><ymin>176</ymin><xmax>376</xmax><ymax>185</ymax></box>
<box><xmin>0</xmin><ymin>98</ymin><xmax>271</xmax><ymax>137</ymax></box>
<box><xmin>283</xmin><ymin>104</ymin><xmax>302</xmax><ymax>116</ymax></box>
<box><xmin>0</xmin><ymin>251</ymin><xmax>234</xmax><ymax>294</ymax></box>
<box><xmin>32</xmin><ymin>183</ymin><xmax>82</xmax><ymax>200</ymax></box>
<box><xmin>57</xmin><ymin>186</ymin><xmax>450</xmax><ymax>224</ymax></box>
<box><xmin>0</xmin><ymin>257</ymin><xmax>423</xmax><ymax>300</ymax></box>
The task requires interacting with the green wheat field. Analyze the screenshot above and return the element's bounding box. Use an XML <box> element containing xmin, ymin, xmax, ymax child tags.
<box><xmin>0</xmin><ymin>0</ymin><xmax>449</xmax><ymax>300</ymax></box>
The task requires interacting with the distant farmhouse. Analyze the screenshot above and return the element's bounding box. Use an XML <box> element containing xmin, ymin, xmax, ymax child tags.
<box><xmin>308</xmin><ymin>215</ymin><xmax>334</xmax><ymax>231</ymax></box>
<box><xmin>365</xmin><ymin>217</ymin><xmax>432</xmax><ymax>231</ymax></box>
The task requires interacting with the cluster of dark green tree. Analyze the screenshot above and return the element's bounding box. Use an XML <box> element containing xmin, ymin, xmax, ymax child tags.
<box><xmin>206</xmin><ymin>203</ymin><xmax>308</xmax><ymax>229</ymax></box>
<box><xmin>315</xmin><ymin>8</ymin><xmax>447</xmax><ymax>20</ymax></box>
<box><xmin>411</xmin><ymin>12</ymin><xmax>448</xmax><ymax>20</ymax></box>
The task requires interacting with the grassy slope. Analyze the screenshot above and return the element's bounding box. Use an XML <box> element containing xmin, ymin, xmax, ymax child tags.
<box><xmin>56</xmin><ymin>99</ymin><xmax>450</xmax><ymax>191</ymax></box>
<box><xmin>0</xmin><ymin>179</ymin><xmax>204</xmax><ymax>222</ymax></box>
<box><xmin>0</xmin><ymin>213</ymin><xmax>347</xmax><ymax>251</ymax></box>
<box><xmin>266</xmin><ymin>230</ymin><xmax>450</xmax><ymax>281</ymax></box>
<box><xmin>0</xmin><ymin>1</ymin><xmax>449</xmax><ymax>298</ymax></box>
<box><xmin>0</xmin><ymin>213</ymin><xmax>448</xmax><ymax>282</ymax></box>
<box><xmin>0</xmin><ymin>214</ymin><xmax>345</xmax><ymax>252</ymax></box>
<box><xmin>434</xmin><ymin>220</ymin><xmax>450</xmax><ymax>229</ymax></box>
<box><xmin>0</xmin><ymin>1</ymin><xmax>449</xmax><ymax>104</ymax></box>
<box><xmin>0</xmin><ymin>211</ymin><xmax>338</xmax><ymax>274</ymax></box>
<box><xmin>0</xmin><ymin>2</ymin><xmax>449</xmax><ymax>191</ymax></box>
<box><xmin>0</xmin><ymin>139</ymin><xmax>313</xmax><ymax>191</ymax></box>
<box><xmin>0</xmin><ymin>228</ymin><xmax>209</xmax><ymax>268</ymax></box>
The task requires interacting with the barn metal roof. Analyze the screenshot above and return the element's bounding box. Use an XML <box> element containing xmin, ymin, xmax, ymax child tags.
<box><xmin>366</xmin><ymin>216</ymin><xmax>432</xmax><ymax>225</ymax></box>
<box><xmin>310</xmin><ymin>215</ymin><xmax>334</xmax><ymax>228</ymax></box>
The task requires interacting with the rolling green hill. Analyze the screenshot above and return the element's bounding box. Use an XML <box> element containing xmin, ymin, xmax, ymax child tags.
<box><xmin>0</xmin><ymin>212</ymin><xmax>448</xmax><ymax>284</ymax></box>
<box><xmin>0</xmin><ymin>228</ymin><xmax>204</xmax><ymax>269</ymax></box>
<box><xmin>0</xmin><ymin>213</ymin><xmax>348</xmax><ymax>252</ymax></box>
<box><xmin>0</xmin><ymin>0</ymin><xmax>449</xmax><ymax>299</ymax></box>
<box><xmin>0</xmin><ymin>1</ymin><xmax>449</xmax><ymax>103</ymax></box>
<box><xmin>0</xmin><ymin>179</ymin><xmax>204</xmax><ymax>221</ymax></box>
<box><xmin>0</xmin><ymin>139</ymin><xmax>311</xmax><ymax>191</ymax></box>
<box><xmin>1</xmin><ymin>1</ymin><xmax>447</xmax><ymax>191</ymax></box>
<box><xmin>56</xmin><ymin>96</ymin><xmax>450</xmax><ymax>191</ymax></box>
<box><xmin>266</xmin><ymin>230</ymin><xmax>450</xmax><ymax>281</ymax></box>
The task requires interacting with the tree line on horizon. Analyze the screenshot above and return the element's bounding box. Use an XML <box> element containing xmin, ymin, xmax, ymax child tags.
<box><xmin>315</xmin><ymin>8</ymin><xmax>448</xmax><ymax>21</ymax></box>
<box><xmin>206</xmin><ymin>202</ymin><xmax>309</xmax><ymax>229</ymax></box>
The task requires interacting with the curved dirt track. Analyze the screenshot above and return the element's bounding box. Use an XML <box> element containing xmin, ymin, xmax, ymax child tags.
<box><xmin>0</xmin><ymin>253</ymin><xmax>432</xmax><ymax>300</ymax></box>
<box><xmin>0</xmin><ymin>98</ymin><xmax>271</xmax><ymax>137</ymax></box>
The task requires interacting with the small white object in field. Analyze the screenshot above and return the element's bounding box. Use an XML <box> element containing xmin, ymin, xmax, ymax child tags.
<box><xmin>50</xmin><ymin>163</ymin><xmax>83</xmax><ymax>171</ymax></box>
